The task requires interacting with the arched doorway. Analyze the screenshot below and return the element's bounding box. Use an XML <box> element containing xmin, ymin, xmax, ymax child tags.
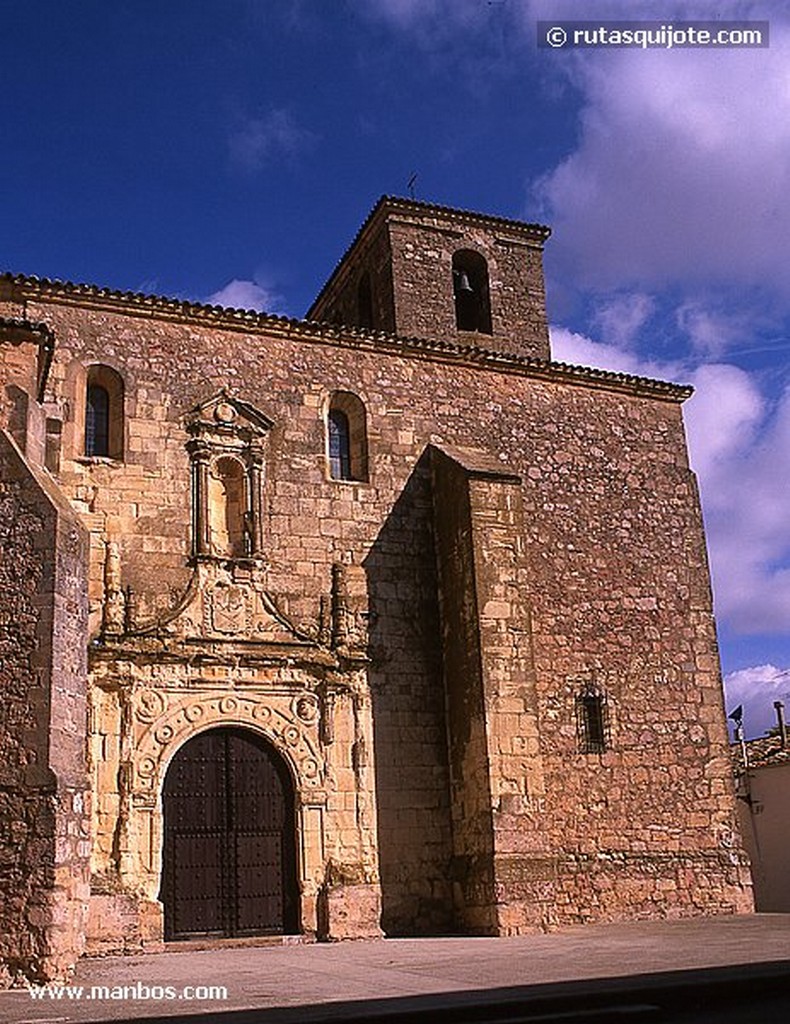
<box><xmin>160</xmin><ymin>726</ymin><xmax>299</xmax><ymax>939</ymax></box>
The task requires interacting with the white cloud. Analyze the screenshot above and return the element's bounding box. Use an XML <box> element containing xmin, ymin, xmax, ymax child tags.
<box><xmin>682</xmin><ymin>362</ymin><xmax>764</xmax><ymax>477</ymax></box>
<box><xmin>723</xmin><ymin>664</ymin><xmax>790</xmax><ymax>739</ymax></box>
<box><xmin>206</xmin><ymin>278</ymin><xmax>283</xmax><ymax>314</ymax></box>
<box><xmin>550</xmin><ymin>324</ymin><xmax>682</xmax><ymax>382</ymax></box>
<box><xmin>696</xmin><ymin>383</ymin><xmax>790</xmax><ymax>633</ymax></box>
<box><xmin>229</xmin><ymin>109</ymin><xmax>316</xmax><ymax>172</ymax></box>
<box><xmin>676</xmin><ymin>302</ymin><xmax>754</xmax><ymax>359</ymax></box>
<box><xmin>533</xmin><ymin>15</ymin><xmax>790</xmax><ymax>299</ymax></box>
<box><xmin>592</xmin><ymin>292</ymin><xmax>655</xmax><ymax>349</ymax></box>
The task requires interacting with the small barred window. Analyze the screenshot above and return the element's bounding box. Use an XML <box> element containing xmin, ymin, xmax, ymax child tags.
<box><xmin>576</xmin><ymin>684</ymin><xmax>609</xmax><ymax>754</ymax></box>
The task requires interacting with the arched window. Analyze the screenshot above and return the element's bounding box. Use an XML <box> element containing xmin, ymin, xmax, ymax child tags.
<box><xmin>328</xmin><ymin>409</ymin><xmax>352</xmax><ymax>480</ymax></box>
<box><xmin>452</xmin><ymin>250</ymin><xmax>492</xmax><ymax>334</ymax></box>
<box><xmin>209</xmin><ymin>456</ymin><xmax>247</xmax><ymax>558</ymax></box>
<box><xmin>357</xmin><ymin>272</ymin><xmax>374</xmax><ymax>329</ymax></box>
<box><xmin>86</xmin><ymin>385</ymin><xmax>109</xmax><ymax>456</ymax></box>
<box><xmin>85</xmin><ymin>365</ymin><xmax>124</xmax><ymax>459</ymax></box>
<box><xmin>327</xmin><ymin>391</ymin><xmax>368</xmax><ymax>482</ymax></box>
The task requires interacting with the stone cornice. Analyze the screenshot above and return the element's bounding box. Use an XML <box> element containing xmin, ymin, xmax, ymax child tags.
<box><xmin>2</xmin><ymin>271</ymin><xmax>693</xmax><ymax>403</ymax></box>
<box><xmin>376</xmin><ymin>194</ymin><xmax>552</xmax><ymax>239</ymax></box>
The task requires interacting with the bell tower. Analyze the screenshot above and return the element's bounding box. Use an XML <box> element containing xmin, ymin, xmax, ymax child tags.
<box><xmin>307</xmin><ymin>196</ymin><xmax>551</xmax><ymax>361</ymax></box>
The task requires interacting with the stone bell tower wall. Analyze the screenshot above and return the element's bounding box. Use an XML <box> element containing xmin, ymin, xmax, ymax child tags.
<box><xmin>308</xmin><ymin>197</ymin><xmax>551</xmax><ymax>361</ymax></box>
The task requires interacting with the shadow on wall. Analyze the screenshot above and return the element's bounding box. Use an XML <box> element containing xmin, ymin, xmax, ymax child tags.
<box><xmin>362</xmin><ymin>451</ymin><xmax>454</xmax><ymax>936</ymax></box>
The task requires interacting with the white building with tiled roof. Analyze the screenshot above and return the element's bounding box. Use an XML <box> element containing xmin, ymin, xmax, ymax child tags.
<box><xmin>734</xmin><ymin>704</ymin><xmax>790</xmax><ymax>912</ymax></box>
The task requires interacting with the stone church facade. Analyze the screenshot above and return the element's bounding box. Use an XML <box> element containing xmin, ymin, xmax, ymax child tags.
<box><xmin>0</xmin><ymin>197</ymin><xmax>752</xmax><ymax>982</ymax></box>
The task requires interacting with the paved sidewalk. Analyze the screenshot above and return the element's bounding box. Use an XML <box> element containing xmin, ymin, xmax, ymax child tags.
<box><xmin>3</xmin><ymin>914</ymin><xmax>789</xmax><ymax>1023</ymax></box>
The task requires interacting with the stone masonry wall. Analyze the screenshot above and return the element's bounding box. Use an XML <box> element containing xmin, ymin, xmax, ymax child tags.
<box><xmin>15</xmin><ymin>283</ymin><xmax>752</xmax><ymax>934</ymax></box>
<box><xmin>0</xmin><ymin>429</ymin><xmax>90</xmax><ymax>982</ymax></box>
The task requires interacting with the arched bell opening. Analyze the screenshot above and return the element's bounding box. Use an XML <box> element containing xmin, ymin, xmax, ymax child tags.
<box><xmin>452</xmin><ymin>250</ymin><xmax>492</xmax><ymax>334</ymax></box>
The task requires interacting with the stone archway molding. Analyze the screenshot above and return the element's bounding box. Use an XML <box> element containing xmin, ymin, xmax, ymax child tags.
<box><xmin>134</xmin><ymin>690</ymin><xmax>325</xmax><ymax>799</ymax></box>
<box><xmin>126</xmin><ymin>690</ymin><xmax>327</xmax><ymax>913</ymax></box>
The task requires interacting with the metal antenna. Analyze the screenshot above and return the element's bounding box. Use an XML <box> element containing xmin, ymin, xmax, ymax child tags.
<box><xmin>407</xmin><ymin>172</ymin><xmax>418</xmax><ymax>200</ymax></box>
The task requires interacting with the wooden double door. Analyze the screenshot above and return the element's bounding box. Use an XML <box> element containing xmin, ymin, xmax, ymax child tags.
<box><xmin>161</xmin><ymin>726</ymin><xmax>298</xmax><ymax>939</ymax></box>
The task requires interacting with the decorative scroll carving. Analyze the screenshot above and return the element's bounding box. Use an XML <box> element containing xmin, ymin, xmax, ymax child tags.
<box><xmin>294</xmin><ymin>695</ymin><xmax>319</xmax><ymax>724</ymax></box>
<box><xmin>134</xmin><ymin>693</ymin><xmax>325</xmax><ymax>797</ymax></box>
<box><xmin>135</xmin><ymin>688</ymin><xmax>167</xmax><ymax>723</ymax></box>
<box><xmin>154</xmin><ymin>724</ymin><xmax>175</xmax><ymax>746</ymax></box>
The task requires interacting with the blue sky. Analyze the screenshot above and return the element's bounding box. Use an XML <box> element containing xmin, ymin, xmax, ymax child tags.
<box><xmin>2</xmin><ymin>0</ymin><xmax>788</xmax><ymax>736</ymax></box>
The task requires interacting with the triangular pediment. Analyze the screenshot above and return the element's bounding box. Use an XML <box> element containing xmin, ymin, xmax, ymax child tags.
<box><xmin>188</xmin><ymin>389</ymin><xmax>275</xmax><ymax>434</ymax></box>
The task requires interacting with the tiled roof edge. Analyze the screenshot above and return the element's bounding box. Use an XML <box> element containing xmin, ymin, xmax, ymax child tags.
<box><xmin>733</xmin><ymin>734</ymin><xmax>790</xmax><ymax>769</ymax></box>
<box><xmin>3</xmin><ymin>271</ymin><xmax>692</xmax><ymax>402</ymax></box>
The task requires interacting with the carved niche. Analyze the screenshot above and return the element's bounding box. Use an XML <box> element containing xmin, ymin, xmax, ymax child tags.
<box><xmin>186</xmin><ymin>390</ymin><xmax>274</xmax><ymax>561</ymax></box>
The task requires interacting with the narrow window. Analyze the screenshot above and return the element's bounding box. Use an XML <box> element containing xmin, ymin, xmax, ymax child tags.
<box><xmin>327</xmin><ymin>391</ymin><xmax>368</xmax><ymax>482</ymax></box>
<box><xmin>328</xmin><ymin>409</ymin><xmax>352</xmax><ymax>480</ymax></box>
<box><xmin>576</xmin><ymin>684</ymin><xmax>609</xmax><ymax>754</ymax></box>
<box><xmin>84</xmin><ymin>365</ymin><xmax>124</xmax><ymax>459</ymax></box>
<box><xmin>86</xmin><ymin>384</ymin><xmax>110</xmax><ymax>456</ymax></box>
<box><xmin>357</xmin><ymin>272</ymin><xmax>374</xmax><ymax>329</ymax></box>
<box><xmin>452</xmin><ymin>250</ymin><xmax>492</xmax><ymax>334</ymax></box>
